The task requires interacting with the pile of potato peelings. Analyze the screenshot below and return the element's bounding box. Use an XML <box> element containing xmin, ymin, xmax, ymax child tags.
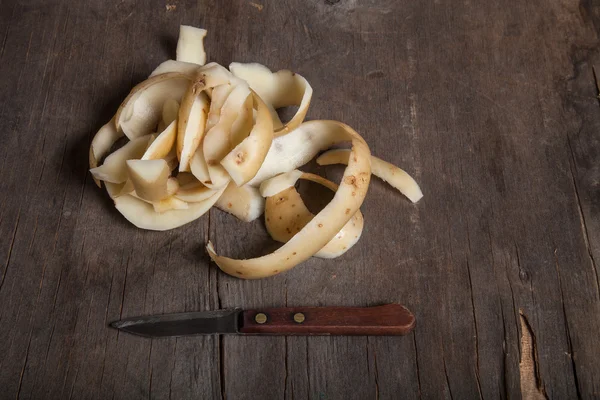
<box><xmin>89</xmin><ymin>26</ymin><xmax>423</xmax><ymax>279</ymax></box>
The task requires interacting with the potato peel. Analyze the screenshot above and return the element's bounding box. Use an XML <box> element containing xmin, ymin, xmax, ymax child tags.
<box><xmin>264</xmin><ymin>173</ymin><xmax>364</xmax><ymax>259</ymax></box>
<box><xmin>317</xmin><ymin>149</ymin><xmax>423</xmax><ymax>203</ymax></box>
<box><xmin>177</xmin><ymin>84</ymin><xmax>210</xmax><ymax>171</ymax></box>
<box><xmin>203</xmin><ymin>83</ymin><xmax>251</xmax><ymax>188</ymax></box>
<box><xmin>89</xmin><ymin>118</ymin><xmax>123</xmax><ymax>187</ymax></box>
<box><xmin>126</xmin><ymin>159</ymin><xmax>171</xmax><ymax>202</ymax></box>
<box><xmin>150</xmin><ymin>60</ymin><xmax>201</xmax><ymax>78</ymax></box>
<box><xmin>114</xmin><ymin>185</ymin><xmax>226</xmax><ymax>231</ymax></box>
<box><xmin>115</xmin><ymin>72</ymin><xmax>193</xmax><ymax>140</ymax></box>
<box><xmin>220</xmin><ymin>92</ymin><xmax>274</xmax><ymax>186</ymax></box>
<box><xmin>216</xmin><ymin>182</ymin><xmax>265</xmax><ymax>222</ymax></box>
<box><xmin>176</xmin><ymin>25</ymin><xmax>208</xmax><ymax>66</ymax></box>
<box><xmin>247</xmin><ymin>122</ymin><xmax>340</xmax><ymax>186</ymax></box>
<box><xmin>259</xmin><ymin>169</ymin><xmax>303</xmax><ymax>197</ymax></box>
<box><xmin>175</xmin><ymin>179</ymin><xmax>217</xmax><ymax>202</ymax></box>
<box><xmin>90</xmin><ymin>135</ymin><xmax>152</xmax><ymax>184</ymax></box>
<box><xmin>141</xmin><ymin>120</ymin><xmax>177</xmax><ymax>161</ymax></box>
<box><xmin>207</xmin><ymin>120</ymin><xmax>371</xmax><ymax>279</ymax></box>
<box><xmin>229</xmin><ymin>62</ymin><xmax>313</xmax><ymax>135</ymax></box>
<box><xmin>89</xmin><ymin>25</ymin><xmax>422</xmax><ymax>280</ymax></box>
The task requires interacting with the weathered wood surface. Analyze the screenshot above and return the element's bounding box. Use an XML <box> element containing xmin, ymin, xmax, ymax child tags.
<box><xmin>0</xmin><ymin>0</ymin><xmax>599</xmax><ymax>398</ymax></box>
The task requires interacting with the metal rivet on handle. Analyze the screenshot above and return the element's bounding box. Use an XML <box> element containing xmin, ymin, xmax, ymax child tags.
<box><xmin>255</xmin><ymin>313</ymin><xmax>267</xmax><ymax>324</ymax></box>
<box><xmin>293</xmin><ymin>313</ymin><xmax>305</xmax><ymax>323</ymax></box>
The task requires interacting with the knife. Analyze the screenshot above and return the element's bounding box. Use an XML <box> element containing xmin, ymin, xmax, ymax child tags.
<box><xmin>111</xmin><ymin>304</ymin><xmax>415</xmax><ymax>337</ymax></box>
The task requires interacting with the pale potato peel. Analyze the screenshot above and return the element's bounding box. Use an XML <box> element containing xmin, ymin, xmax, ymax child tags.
<box><xmin>204</xmin><ymin>83</ymin><xmax>251</xmax><ymax>188</ymax></box>
<box><xmin>220</xmin><ymin>92</ymin><xmax>274</xmax><ymax>186</ymax></box>
<box><xmin>90</xmin><ymin>135</ymin><xmax>152</xmax><ymax>184</ymax></box>
<box><xmin>150</xmin><ymin>60</ymin><xmax>201</xmax><ymax>77</ymax></box>
<box><xmin>247</xmin><ymin>122</ymin><xmax>340</xmax><ymax>186</ymax></box>
<box><xmin>264</xmin><ymin>173</ymin><xmax>364</xmax><ymax>259</ymax></box>
<box><xmin>88</xmin><ymin>25</ymin><xmax>423</xmax><ymax>280</ymax></box>
<box><xmin>207</xmin><ymin>120</ymin><xmax>371</xmax><ymax>279</ymax></box>
<box><xmin>177</xmin><ymin>84</ymin><xmax>210</xmax><ymax>172</ymax></box>
<box><xmin>175</xmin><ymin>182</ymin><xmax>217</xmax><ymax>202</ymax></box>
<box><xmin>114</xmin><ymin>185</ymin><xmax>226</xmax><ymax>231</ymax></box>
<box><xmin>89</xmin><ymin>118</ymin><xmax>123</xmax><ymax>187</ymax></box>
<box><xmin>126</xmin><ymin>159</ymin><xmax>171</xmax><ymax>202</ymax></box>
<box><xmin>229</xmin><ymin>62</ymin><xmax>313</xmax><ymax>135</ymax></box>
<box><xmin>141</xmin><ymin>120</ymin><xmax>177</xmax><ymax>161</ymax></box>
<box><xmin>176</xmin><ymin>25</ymin><xmax>208</xmax><ymax>66</ymax></box>
<box><xmin>115</xmin><ymin>72</ymin><xmax>193</xmax><ymax>140</ymax></box>
<box><xmin>216</xmin><ymin>182</ymin><xmax>265</xmax><ymax>222</ymax></box>
<box><xmin>317</xmin><ymin>149</ymin><xmax>423</xmax><ymax>203</ymax></box>
<box><xmin>259</xmin><ymin>169</ymin><xmax>303</xmax><ymax>197</ymax></box>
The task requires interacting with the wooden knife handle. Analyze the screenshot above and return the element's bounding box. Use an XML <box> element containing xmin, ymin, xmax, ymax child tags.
<box><xmin>239</xmin><ymin>304</ymin><xmax>415</xmax><ymax>336</ymax></box>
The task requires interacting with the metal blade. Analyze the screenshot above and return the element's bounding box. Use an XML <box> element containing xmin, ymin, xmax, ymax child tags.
<box><xmin>110</xmin><ymin>309</ymin><xmax>241</xmax><ymax>338</ymax></box>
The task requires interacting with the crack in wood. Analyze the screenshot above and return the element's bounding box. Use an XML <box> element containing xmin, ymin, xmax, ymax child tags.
<box><xmin>147</xmin><ymin>340</ymin><xmax>154</xmax><ymax>399</ymax></box>
<box><xmin>283</xmin><ymin>336</ymin><xmax>289</xmax><ymax>400</ymax></box>
<box><xmin>305</xmin><ymin>337</ymin><xmax>311</xmax><ymax>399</ymax></box>
<box><xmin>553</xmin><ymin>247</ymin><xmax>583</xmax><ymax>399</ymax></box>
<box><xmin>372</xmin><ymin>340</ymin><xmax>380</xmax><ymax>400</ymax></box>
<box><xmin>412</xmin><ymin>332</ymin><xmax>422</xmax><ymax>399</ymax></box>
<box><xmin>442</xmin><ymin>351</ymin><xmax>454</xmax><ymax>400</ymax></box>
<box><xmin>15</xmin><ymin>329</ymin><xmax>33</xmax><ymax>399</ymax></box>
<box><xmin>365</xmin><ymin>337</ymin><xmax>379</xmax><ymax>399</ymax></box>
<box><xmin>592</xmin><ymin>66</ymin><xmax>600</xmax><ymax>104</ymax></box>
<box><xmin>0</xmin><ymin>210</ymin><xmax>21</xmax><ymax>294</ymax></box>
<box><xmin>60</xmin><ymin>305</ymin><xmax>81</xmax><ymax>399</ymax></box>
<box><xmin>67</xmin><ymin>364</ymin><xmax>80</xmax><ymax>400</ymax></box>
<box><xmin>566</xmin><ymin>134</ymin><xmax>600</xmax><ymax>301</ymax></box>
<box><xmin>219</xmin><ymin>336</ymin><xmax>226</xmax><ymax>400</ymax></box>
<box><xmin>118</xmin><ymin>251</ymin><xmax>132</xmax><ymax>321</ymax></box>
<box><xmin>504</xmin><ymin>250</ymin><xmax>521</xmax><ymax>354</ymax></box>
<box><xmin>168</xmin><ymin>339</ymin><xmax>177</xmax><ymax>400</ymax></box>
<box><xmin>27</xmin><ymin>213</ymin><xmax>39</xmax><ymax>255</ymax></box>
<box><xmin>519</xmin><ymin>311</ymin><xmax>547</xmax><ymax>399</ymax></box>
<box><xmin>0</xmin><ymin>2</ymin><xmax>16</xmax><ymax>60</ymax></box>
<box><xmin>466</xmin><ymin>258</ymin><xmax>484</xmax><ymax>399</ymax></box>
<box><xmin>488</xmin><ymin>226</ymin><xmax>513</xmax><ymax>398</ymax></box>
<box><xmin>499</xmin><ymin>302</ymin><xmax>510</xmax><ymax>400</ymax></box>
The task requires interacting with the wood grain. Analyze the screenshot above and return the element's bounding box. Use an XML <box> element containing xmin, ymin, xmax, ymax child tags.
<box><xmin>0</xmin><ymin>0</ymin><xmax>599</xmax><ymax>399</ymax></box>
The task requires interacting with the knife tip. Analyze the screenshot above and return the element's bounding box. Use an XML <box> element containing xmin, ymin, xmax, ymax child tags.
<box><xmin>109</xmin><ymin>320</ymin><xmax>122</xmax><ymax>329</ymax></box>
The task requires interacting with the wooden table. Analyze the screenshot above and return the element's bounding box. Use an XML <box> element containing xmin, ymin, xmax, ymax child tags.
<box><xmin>1</xmin><ymin>1</ymin><xmax>599</xmax><ymax>398</ymax></box>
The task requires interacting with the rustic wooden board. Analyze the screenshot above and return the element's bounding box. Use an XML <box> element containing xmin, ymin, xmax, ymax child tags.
<box><xmin>1</xmin><ymin>0</ymin><xmax>599</xmax><ymax>399</ymax></box>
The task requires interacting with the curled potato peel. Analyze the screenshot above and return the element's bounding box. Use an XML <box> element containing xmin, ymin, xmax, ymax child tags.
<box><xmin>142</xmin><ymin>120</ymin><xmax>177</xmax><ymax>161</ymax></box>
<box><xmin>206</xmin><ymin>120</ymin><xmax>371</xmax><ymax>279</ymax></box>
<box><xmin>229</xmin><ymin>62</ymin><xmax>312</xmax><ymax>135</ymax></box>
<box><xmin>89</xmin><ymin>26</ymin><xmax>422</xmax><ymax>279</ymax></box>
<box><xmin>89</xmin><ymin>118</ymin><xmax>123</xmax><ymax>187</ymax></box>
<box><xmin>220</xmin><ymin>92</ymin><xmax>273</xmax><ymax>186</ymax></box>
<box><xmin>90</xmin><ymin>135</ymin><xmax>152</xmax><ymax>184</ymax></box>
<box><xmin>317</xmin><ymin>149</ymin><xmax>423</xmax><ymax>203</ymax></box>
<box><xmin>265</xmin><ymin>173</ymin><xmax>364</xmax><ymax>259</ymax></box>
<box><xmin>177</xmin><ymin>82</ymin><xmax>210</xmax><ymax>172</ymax></box>
<box><xmin>115</xmin><ymin>185</ymin><xmax>226</xmax><ymax>231</ymax></box>
<box><xmin>126</xmin><ymin>159</ymin><xmax>171</xmax><ymax>202</ymax></box>
<box><xmin>216</xmin><ymin>182</ymin><xmax>265</xmax><ymax>222</ymax></box>
<box><xmin>203</xmin><ymin>83</ymin><xmax>252</xmax><ymax>188</ymax></box>
<box><xmin>259</xmin><ymin>169</ymin><xmax>303</xmax><ymax>197</ymax></box>
<box><xmin>115</xmin><ymin>72</ymin><xmax>193</xmax><ymax>140</ymax></box>
<box><xmin>247</xmin><ymin>122</ymin><xmax>340</xmax><ymax>186</ymax></box>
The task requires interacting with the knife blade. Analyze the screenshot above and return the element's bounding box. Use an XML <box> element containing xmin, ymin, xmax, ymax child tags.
<box><xmin>111</xmin><ymin>304</ymin><xmax>415</xmax><ymax>337</ymax></box>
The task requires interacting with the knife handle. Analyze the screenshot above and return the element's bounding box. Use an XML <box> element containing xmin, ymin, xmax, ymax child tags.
<box><xmin>239</xmin><ymin>304</ymin><xmax>415</xmax><ymax>336</ymax></box>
